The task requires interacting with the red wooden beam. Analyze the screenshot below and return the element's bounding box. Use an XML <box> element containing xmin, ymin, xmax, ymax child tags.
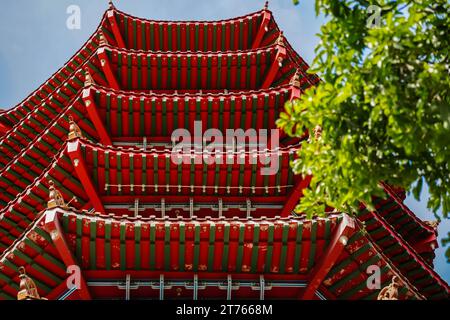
<box><xmin>0</xmin><ymin>122</ymin><xmax>10</xmax><ymax>135</ymax></box>
<box><xmin>82</xmin><ymin>88</ymin><xmax>113</xmax><ymax>146</ymax></box>
<box><xmin>301</xmin><ymin>214</ymin><xmax>356</xmax><ymax>299</ymax></box>
<box><xmin>67</xmin><ymin>139</ymin><xmax>106</xmax><ymax>214</ymax></box>
<box><xmin>83</xmin><ymin>270</ymin><xmax>310</xmax><ymax>282</ymax></box>
<box><xmin>261</xmin><ymin>40</ymin><xmax>286</xmax><ymax>89</ymax></box>
<box><xmin>251</xmin><ymin>11</ymin><xmax>272</xmax><ymax>49</ymax></box>
<box><xmin>43</xmin><ymin>208</ymin><xmax>92</xmax><ymax>300</ymax></box>
<box><xmin>280</xmin><ymin>175</ymin><xmax>312</xmax><ymax>217</ymax></box>
<box><xmin>97</xmin><ymin>47</ymin><xmax>120</xmax><ymax>90</ymax></box>
<box><xmin>106</xmin><ymin>9</ymin><xmax>126</xmax><ymax>48</ymax></box>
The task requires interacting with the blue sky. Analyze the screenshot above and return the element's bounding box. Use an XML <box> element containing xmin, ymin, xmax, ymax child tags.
<box><xmin>0</xmin><ymin>0</ymin><xmax>448</xmax><ymax>284</ymax></box>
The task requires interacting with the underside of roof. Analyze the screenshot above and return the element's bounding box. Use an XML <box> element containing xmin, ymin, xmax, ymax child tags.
<box><xmin>0</xmin><ymin>3</ymin><xmax>447</xmax><ymax>301</ymax></box>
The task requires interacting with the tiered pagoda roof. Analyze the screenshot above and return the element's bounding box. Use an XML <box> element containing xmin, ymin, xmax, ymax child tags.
<box><xmin>0</xmin><ymin>2</ymin><xmax>447</xmax><ymax>300</ymax></box>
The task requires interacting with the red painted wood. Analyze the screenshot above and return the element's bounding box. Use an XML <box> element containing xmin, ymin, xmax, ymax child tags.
<box><xmin>107</xmin><ymin>10</ymin><xmax>126</xmax><ymax>48</ymax></box>
<box><xmin>97</xmin><ymin>48</ymin><xmax>120</xmax><ymax>90</ymax></box>
<box><xmin>82</xmin><ymin>89</ymin><xmax>113</xmax><ymax>146</ymax></box>
<box><xmin>43</xmin><ymin>209</ymin><xmax>92</xmax><ymax>300</ymax></box>
<box><xmin>252</xmin><ymin>11</ymin><xmax>271</xmax><ymax>49</ymax></box>
<box><xmin>67</xmin><ymin>140</ymin><xmax>106</xmax><ymax>214</ymax></box>
<box><xmin>301</xmin><ymin>214</ymin><xmax>356</xmax><ymax>299</ymax></box>
<box><xmin>261</xmin><ymin>45</ymin><xmax>286</xmax><ymax>89</ymax></box>
<box><xmin>280</xmin><ymin>175</ymin><xmax>312</xmax><ymax>217</ymax></box>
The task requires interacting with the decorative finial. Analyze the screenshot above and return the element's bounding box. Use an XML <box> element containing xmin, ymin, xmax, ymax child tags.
<box><xmin>108</xmin><ymin>0</ymin><xmax>115</xmax><ymax>9</ymax></box>
<box><xmin>424</xmin><ymin>220</ymin><xmax>439</xmax><ymax>229</ymax></box>
<box><xmin>47</xmin><ymin>180</ymin><xmax>66</xmax><ymax>209</ymax></box>
<box><xmin>289</xmin><ymin>69</ymin><xmax>301</xmax><ymax>88</ymax></box>
<box><xmin>84</xmin><ymin>68</ymin><xmax>94</xmax><ymax>86</ymax></box>
<box><xmin>276</xmin><ymin>31</ymin><xmax>285</xmax><ymax>47</ymax></box>
<box><xmin>99</xmin><ymin>31</ymin><xmax>108</xmax><ymax>46</ymax></box>
<box><xmin>264</xmin><ymin>1</ymin><xmax>269</xmax><ymax>10</ymax></box>
<box><xmin>377</xmin><ymin>276</ymin><xmax>403</xmax><ymax>300</ymax></box>
<box><xmin>17</xmin><ymin>267</ymin><xmax>41</xmax><ymax>300</ymax></box>
<box><xmin>313</xmin><ymin>125</ymin><xmax>322</xmax><ymax>140</ymax></box>
<box><xmin>68</xmin><ymin>116</ymin><xmax>83</xmax><ymax>140</ymax></box>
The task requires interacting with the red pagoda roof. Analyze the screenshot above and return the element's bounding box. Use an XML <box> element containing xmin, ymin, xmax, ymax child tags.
<box><xmin>0</xmin><ymin>207</ymin><xmax>435</xmax><ymax>300</ymax></box>
<box><xmin>0</xmin><ymin>2</ymin><xmax>447</xmax><ymax>301</ymax></box>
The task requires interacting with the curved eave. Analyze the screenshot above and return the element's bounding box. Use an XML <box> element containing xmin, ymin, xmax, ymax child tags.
<box><xmin>87</xmin><ymin>43</ymin><xmax>299</xmax><ymax>91</ymax></box>
<box><xmin>68</xmin><ymin>137</ymin><xmax>302</xmax><ymax>206</ymax></box>
<box><xmin>359</xmin><ymin>205</ymin><xmax>449</xmax><ymax>299</ymax></box>
<box><xmin>111</xmin><ymin>8</ymin><xmax>268</xmax><ymax>52</ymax></box>
<box><xmin>0</xmin><ymin>95</ymin><xmax>99</xmax><ymax>207</ymax></box>
<box><xmin>0</xmin><ymin>12</ymin><xmax>109</xmax><ymax>133</ymax></box>
<box><xmin>0</xmin><ymin>215</ymin><xmax>66</xmax><ymax>300</ymax></box>
<box><xmin>0</xmin><ymin>145</ymin><xmax>89</xmax><ymax>253</ymax></box>
<box><xmin>0</xmin><ymin>206</ymin><xmax>445</xmax><ymax>300</ymax></box>
<box><xmin>84</xmin><ymin>82</ymin><xmax>296</xmax><ymax>142</ymax></box>
<box><xmin>381</xmin><ymin>182</ymin><xmax>436</xmax><ymax>240</ymax></box>
<box><xmin>263</xmin><ymin>13</ymin><xmax>320</xmax><ymax>88</ymax></box>
<box><xmin>323</xmin><ymin>227</ymin><xmax>424</xmax><ymax>300</ymax></box>
<box><xmin>368</xmin><ymin>196</ymin><xmax>437</xmax><ymax>265</ymax></box>
<box><xmin>0</xmin><ymin>86</ymin><xmax>94</xmax><ymax>169</ymax></box>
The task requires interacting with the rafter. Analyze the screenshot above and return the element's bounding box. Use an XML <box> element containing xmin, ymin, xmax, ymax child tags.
<box><xmin>106</xmin><ymin>9</ymin><xmax>126</xmax><ymax>48</ymax></box>
<box><xmin>301</xmin><ymin>214</ymin><xmax>356</xmax><ymax>299</ymax></box>
<box><xmin>82</xmin><ymin>88</ymin><xmax>112</xmax><ymax>146</ymax></box>
<box><xmin>43</xmin><ymin>208</ymin><xmax>92</xmax><ymax>300</ymax></box>
<box><xmin>367</xmin><ymin>203</ymin><xmax>450</xmax><ymax>293</ymax></box>
<box><xmin>252</xmin><ymin>11</ymin><xmax>272</xmax><ymax>49</ymax></box>
<box><xmin>67</xmin><ymin>139</ymin><xmax>106</xmax><ymax>214</ymax></box>
<box><xmin>97</xmin><ymin>47</ymin><xmax>120</xmax><ymax>90</ymax></box>
<box><xmin>261</xmin><ymin>34</ymin><xmax>286</xmax><ymax>89</ymax></box>
<box><xmin>0</xmin><ymin>122</ymin><xmax>10</xmax><ymax>135</ymax></box>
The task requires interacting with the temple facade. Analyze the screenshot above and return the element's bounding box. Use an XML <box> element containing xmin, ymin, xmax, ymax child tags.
<box><xmin>0</xmin><ymin>2</ymin><xmax>448</xmax><ymax>300</ymax></box>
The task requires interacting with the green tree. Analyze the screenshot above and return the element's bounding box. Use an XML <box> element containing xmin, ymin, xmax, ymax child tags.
<box><xmin>278</xmin><ymin>0</ymin><xmax>450</xmax><ymax>260</ymax></box>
